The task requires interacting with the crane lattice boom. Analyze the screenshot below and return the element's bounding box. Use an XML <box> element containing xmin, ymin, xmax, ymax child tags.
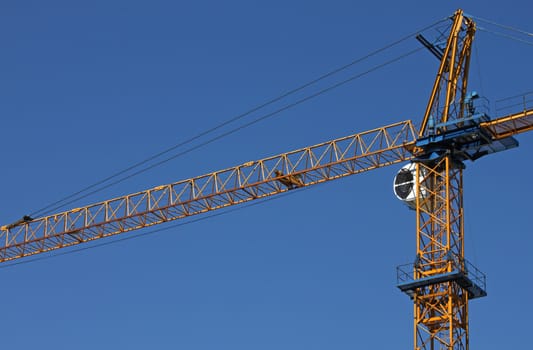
<box><xmin>2</xmin><ymin>107</ymin><xmax>530</xmax><ymax>264</ymax></box>
<box><xmin>1</xmin><ymin>120</ymin><xmax>417</xmax><ymax>262</ymax></box>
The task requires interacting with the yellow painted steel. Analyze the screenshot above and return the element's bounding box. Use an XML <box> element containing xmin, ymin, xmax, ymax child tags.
<box><xmin>414</xmin><ymin>10</ymin><xmax>474</xmax><ymax>350</ymax></box>
<box><xmin>419</xmin><ymin>9</ymin><xmax>476</xmax><ymax>138</ymax></box>
<box><xmin>0</xmin><ymin>120</ymin><xmax>417</xmax><ymax>262</ymax></box>
<box><xmin>414</xmin><ymin>158</ymin><xmax>468</xmax><ymax>349</ymax></box>
<box><xmin>480</xmin><ymin>107</ymin><xmax>533</xmax><ymax>139</ymax></box>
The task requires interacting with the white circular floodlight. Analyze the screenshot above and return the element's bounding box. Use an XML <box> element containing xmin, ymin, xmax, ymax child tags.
<box><xmin>393</xmin><ymin>163</ymin><xmax>426</xmax><ymax>210</ymax></box>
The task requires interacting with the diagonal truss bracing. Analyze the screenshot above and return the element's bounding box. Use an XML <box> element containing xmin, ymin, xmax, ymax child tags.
<box><xmin>0</xmin><ymin>120</ymin><xmax>417</xmax><ymax>263</ymax></box>
<box><xmin>481</xmin><ymin>107</ymin><xmax>533</xmax><ymax>140</ymax></box>
<box><xmin>418</xmin><ymin>10</ymin><xmax>476</xmax><ymax>138</ymax></box>
<box><xmin>415</xmin><ymin>157</ymin><xmax>468</xmax><ymax>350</ymax></box>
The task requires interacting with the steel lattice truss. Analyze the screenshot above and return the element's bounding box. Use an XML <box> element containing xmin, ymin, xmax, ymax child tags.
<box><xmin>419</xmin><ymin>12</ymin><xmax>476</xmax><ymax>138</ymax></box>
<box><xmin>415</xmin><ymin>157</ymin><xmax>468</xmax><ymax>349</ymax></box>
<box><xmin>411</xmin><ymin>11</ymin><xmax>474</xmax><ymax>349</ymax></box>
<box><xmin>481</xmin><ymin>108</ymin><xmax>533</xmax><ymax>139</ymax></box>
<box><xmin>0</xmin><ymin>120</ymin><xmax>417</xmax><ymax>262</ymax></box>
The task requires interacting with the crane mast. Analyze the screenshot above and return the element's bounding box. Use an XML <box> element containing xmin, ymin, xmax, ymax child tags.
<box><xmin>1</xmin><ymin>8</ymin><xmax>532</xmax><ymax>349</ymax></box>
<box><xmin>413</xmin><ymin>11</ymin><xmax>476</xmax><ymax>349</ymax></box>
<box><xmin>397</xmin><ymin>10</ymin><xmax>531</xmax><ymax>349</ymax></box>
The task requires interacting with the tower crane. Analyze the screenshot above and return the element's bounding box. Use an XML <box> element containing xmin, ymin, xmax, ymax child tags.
<box><xmin>1</xmin><ymin>9</ymin><xmax>532</xmax><ymax>349</ymax></box>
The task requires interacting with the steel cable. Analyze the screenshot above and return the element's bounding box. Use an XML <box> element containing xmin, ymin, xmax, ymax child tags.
<box><xmin>28</xmin><ymin>18</ymin><xmax>447</xmax><ymax>218</ymax></box>
<box><xmin>35</xmin><ymin>46</ymin><xmax>424</xmax><ymax>217</ymax></box>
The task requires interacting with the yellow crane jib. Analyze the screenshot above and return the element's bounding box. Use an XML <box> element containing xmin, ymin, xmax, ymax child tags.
<box><xmin>0</xmin><ymin>120</ymin><xmax>417</xmax><ymax>263</ymax></box>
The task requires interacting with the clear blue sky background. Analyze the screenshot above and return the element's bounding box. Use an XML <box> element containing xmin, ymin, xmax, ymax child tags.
<box><xmin>0</xmin><ymin>1</ymin><xmax>531</xmax><ymax>349</ymax></box>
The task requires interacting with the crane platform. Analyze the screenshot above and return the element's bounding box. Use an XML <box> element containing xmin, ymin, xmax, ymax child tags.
<box><xmin>415</xmin><ymin>103</ymin><xmax>519</xmax><ymax>163</ymax></box>
<box><xmin>396</xmin><ymin>258</ymin><xmax>487</xmax><ymax>300</ymax></box>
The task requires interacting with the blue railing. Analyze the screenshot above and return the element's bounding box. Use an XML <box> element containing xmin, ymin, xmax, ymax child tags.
<box><xmin>495</xmin><ymin>91</ymin><xmax>533</xmax><ymax>118</ymax></box>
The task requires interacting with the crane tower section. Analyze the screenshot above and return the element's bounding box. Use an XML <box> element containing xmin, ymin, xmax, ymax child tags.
<box><xmin>395</xmin><ymin>9</ymin><xmax>530</xmax><ymax>350</ymax></box>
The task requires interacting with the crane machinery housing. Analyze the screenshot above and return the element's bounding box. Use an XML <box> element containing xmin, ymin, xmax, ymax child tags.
<box><xmin>1</xmin><ymin>9</ymin><xmax>532</xmax><ymax>350</ymax></box>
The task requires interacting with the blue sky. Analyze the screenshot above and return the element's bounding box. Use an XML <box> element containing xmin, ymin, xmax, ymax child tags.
<box><xmin>0</xmin><ymin>1</ymin><xmax>531</xmax><ymax>349</ymax></box>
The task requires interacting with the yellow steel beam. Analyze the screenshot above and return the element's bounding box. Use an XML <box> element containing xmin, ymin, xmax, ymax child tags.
<box><xmin>481</xmin><ymin>107</ymin><xmax>533</xmax><ymax>139</ymax></box>
<box><xmin>414</xmin><ymin>157</ymin><xmax>468</xmax><ymax>349</ymax></box>
<box><xmin>0</xmin><ymin>120</ymin><xmax>417</xmax><ymax>263</ymax></box>
<box><xmin>419</xmin><ymin>9</ymin><xmax>476</xmax><ymax>137</ymax></box>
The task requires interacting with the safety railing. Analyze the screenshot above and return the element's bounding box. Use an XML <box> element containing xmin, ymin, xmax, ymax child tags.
<box><xmin>496</xmin><ymin>91</ymin><xmax>533</xmax><ymax>118</ymax></box>
<box><xmin>396</xmin><ymin>255</ymin><xmax>486</xmax><ymax>292</ymax></box>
